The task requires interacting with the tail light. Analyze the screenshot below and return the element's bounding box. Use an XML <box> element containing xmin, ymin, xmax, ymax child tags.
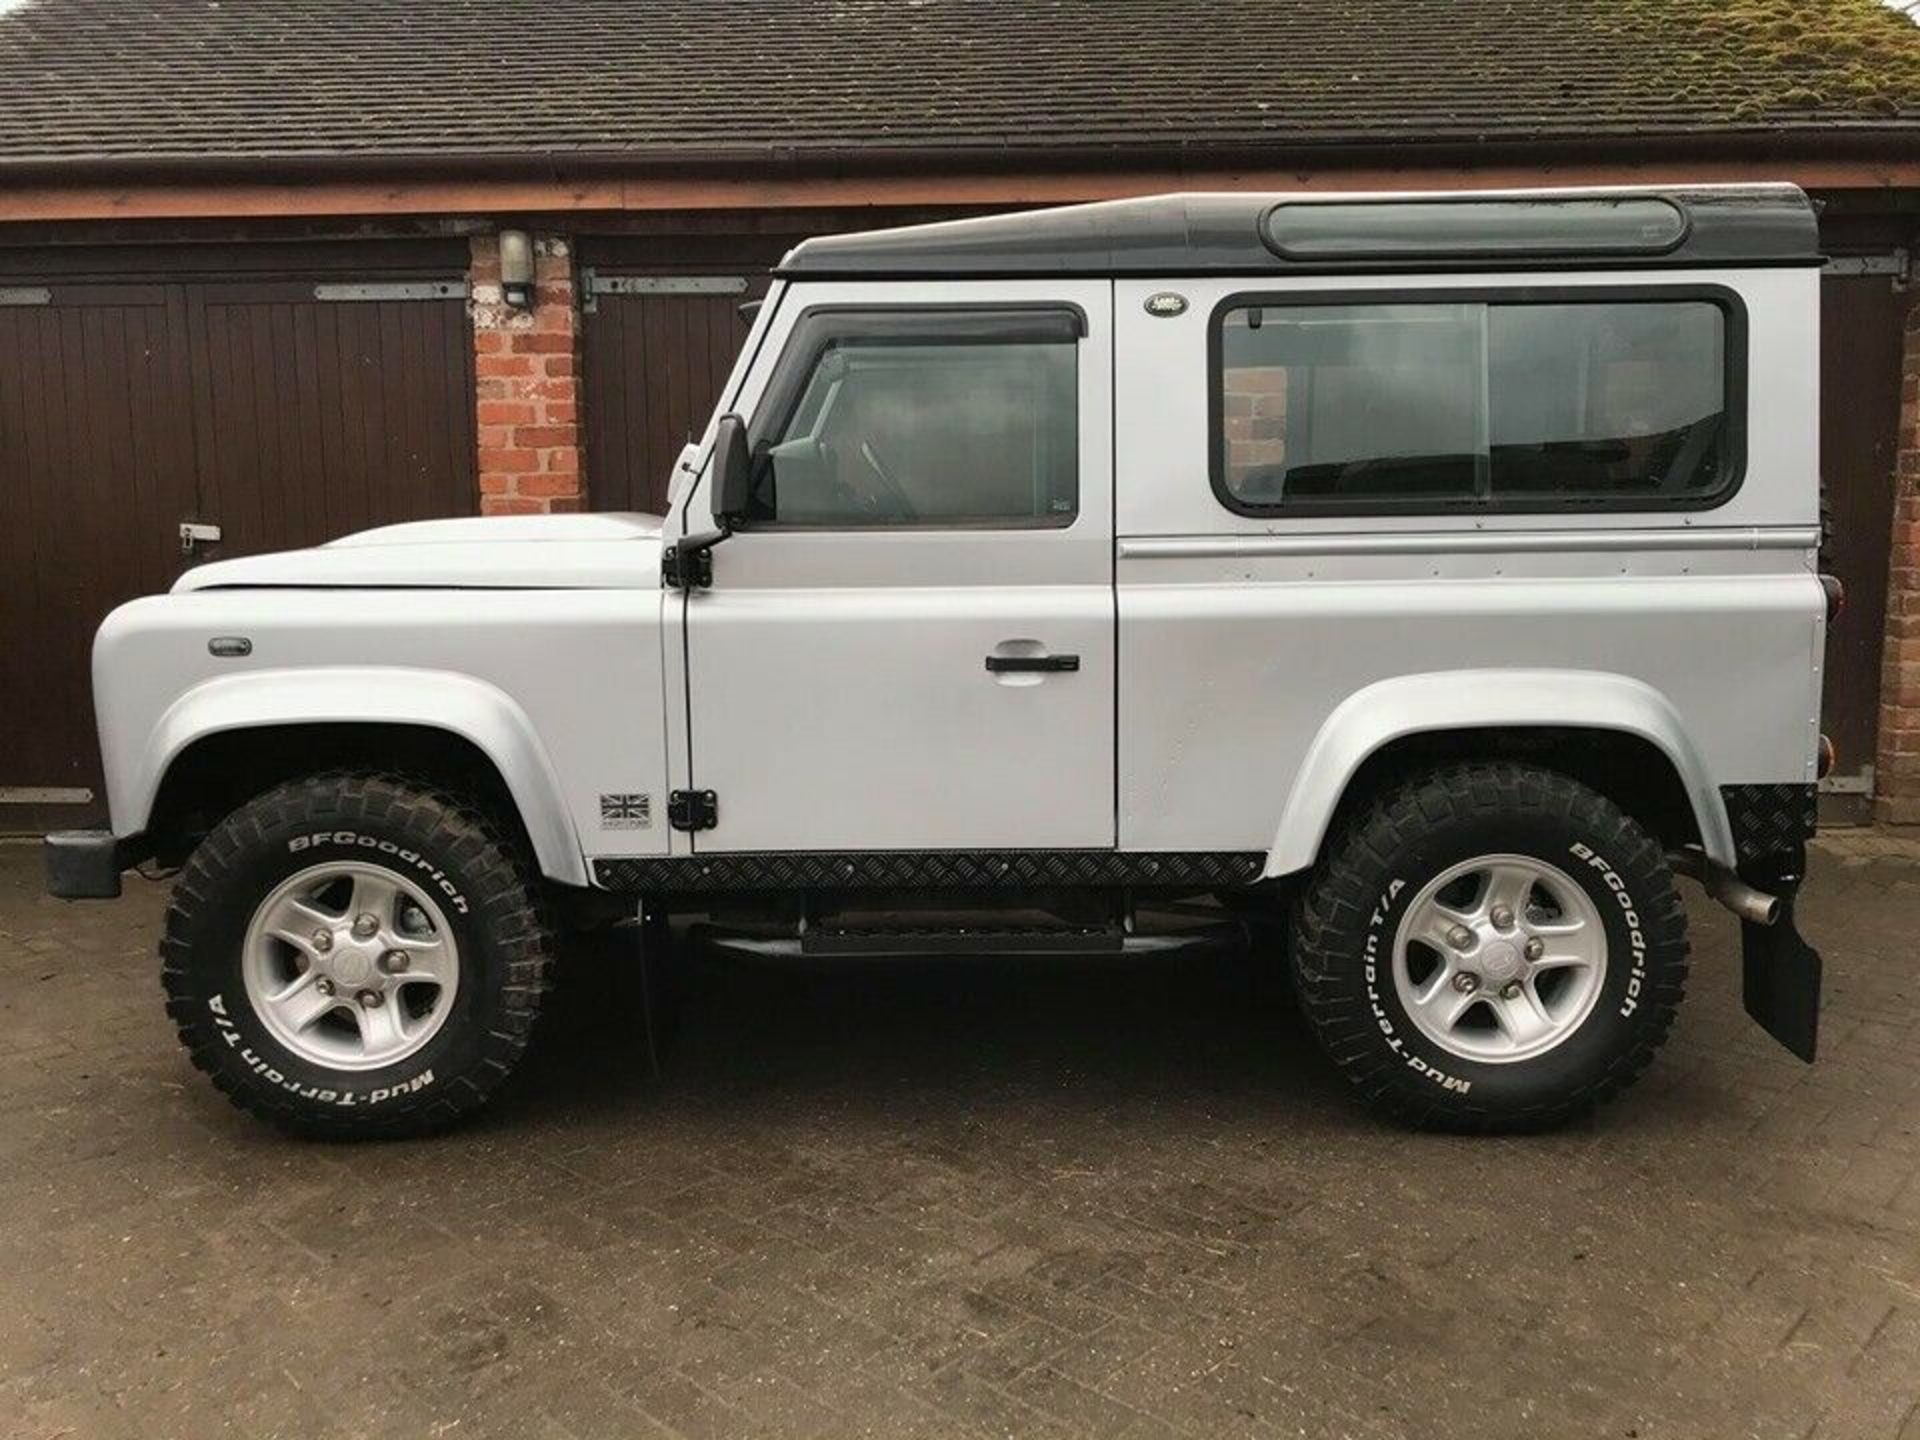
<box><xmin>1820</xmin><ymin>574</ymin><xmax>1845</xmax><ymax>622</ymax></box>
<box><xmin>1819</xmin><ymin>734</ymin><xmax>1836</xmax><ymax>779</ymax></box>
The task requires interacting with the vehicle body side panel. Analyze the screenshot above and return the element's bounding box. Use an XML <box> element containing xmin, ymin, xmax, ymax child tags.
<box><xmin>93</xmin><ymin>589</ymin><xmax>671</xmax><ymax>882</ymax></box>
<box><xmin>1115</xmin><ymin>547</ymin><xmax>1822</xmax><ymax>867</ymax></box>
<box><xmin>1110</xmin><ymin>268</ymin><xmax>1824</xmax><ymax>869</ymax></box>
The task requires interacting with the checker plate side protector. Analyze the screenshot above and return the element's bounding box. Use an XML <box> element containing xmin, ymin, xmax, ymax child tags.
<box><xmin>591</xmin><ymin>850</ymin><xmax>1266</xmax><ymax>893</ymax></box>
<box><xmin>1719</xmin><ymin>783</ymin><xmax>1818</xmax><ymax>867</ymax></box>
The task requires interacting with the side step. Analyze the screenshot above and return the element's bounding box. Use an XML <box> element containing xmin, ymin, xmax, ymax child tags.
<box><xmin>696</xmin><ymin>920</ymin><xmax>1242</xmax><ymax>961</ymax></box>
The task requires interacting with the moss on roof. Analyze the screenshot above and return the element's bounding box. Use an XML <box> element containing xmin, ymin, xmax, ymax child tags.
<box><xmin>1613</xmin><ymin>0</ymin><xmax>1920</xmax><ymax>118</ymax></box>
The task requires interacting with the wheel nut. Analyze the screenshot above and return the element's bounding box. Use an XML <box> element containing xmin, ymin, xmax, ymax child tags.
<box><xmin>315</xmin><ymin>977</ymin><xmax>336</xmax><ymax>997</ymax></box>
<box><xmin>1524</xmin><ymin>936</ymin><xmax>1545</xmax><ymax>961</ymax></box>
<box><xmin>1451</xmin><ymin>971</ymin><xmax>1480</xmax><ymax>994</ymax></box>
<box><xmin>356</xmin><ymin>988</ymin><xmax>383</xmax><ymax>1009</ymax></box>
<box><xmin>311</xmin><ymin>929</ymin><xmax>333</xmax><ymax>954</ymax></box>
<box><xmin>378</xmin><ymin>949</ymin><xmax>410</xmax><ymax>974</ymax></box>
<box><xmin>1446</xmin><ymin>925</ymin><xmax>1475</xmax><ymax>951</ymax></box>
<box><xmin>351</xmin><ymin>913</ymin><xmax>379</xmax><ymax>940</ymax></box>
<box><xmin>1490</xmin><ymin>905</ymin><xmax>1515</xmax><ymax>932</ymax></box>
<box><xmin>1500</xmin><ymin>981</ymin><xmax>1523</xmax><ymax>1001</ymax></box>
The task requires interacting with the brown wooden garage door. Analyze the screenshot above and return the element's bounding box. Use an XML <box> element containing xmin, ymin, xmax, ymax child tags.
<box><xmin>577</xmin><ymin>216</ymin><xmax>984</xmax><ymax>512</ymax></box>
<box><xmin>1817</xmin><ymin>257</ymin><xmax>1913</xmax><ymax>820</ymax></box>
<box><xmin>579</xmin><ymin>236</ymin><xmax>784</xmax><ymax>514</ymax></box>
<box><xmin>0</xmin><ymin>243</ymin><xmax>476</xmax><ymax>813</ymax></box>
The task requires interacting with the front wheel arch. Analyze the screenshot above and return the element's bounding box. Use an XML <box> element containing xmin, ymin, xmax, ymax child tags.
<box><xmin>147</xmin><ymin>723</ymin><xmax>543</xmax><ymax>876</ymax></box>
<box><xmin>118</xmin><ymin>667</ymin><xmax>586</xmax><ymax>884</ymax></box>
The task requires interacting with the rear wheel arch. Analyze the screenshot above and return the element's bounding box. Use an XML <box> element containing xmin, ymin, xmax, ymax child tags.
<box><xmin>1265</xmin><ymin>671</ymin><xmax>1731</xmax><ymax>877</ymax></box>
<box><xmin>1317</xmin><ymin>725</ymin><xmax>1705</xmax><ymax>864</ymax></box>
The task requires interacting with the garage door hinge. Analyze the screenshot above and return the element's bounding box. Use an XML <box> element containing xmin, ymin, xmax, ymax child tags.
<box><xmin>1823</xmin><ymin>250</ymin><xmax>1909</xmax><ymax>288</ymax></box>
<box><xmin>312</xmin><ymin>281</ymin><xmax>468</xmax><ymax>303</ymax></box>
<box><xmin>1818</xmin><ymin>764</ymin><xmax>1873</xmax><ymax>796</ymax></box>
<box><xmin>668</xmin><ymin>790</ymin><xmax>718</xmax><ymax>832</ymax></box>
<box><xmin>580</xmin><ymin>270</ymin><xmax>750</xmax><ymax>315</ymax></box>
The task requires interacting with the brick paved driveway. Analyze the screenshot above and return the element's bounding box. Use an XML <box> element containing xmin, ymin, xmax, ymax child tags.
<box><xmin>2</xmin><ymin>839</ymin><xmax>1918</xmax><ymax>1440</ymax></box>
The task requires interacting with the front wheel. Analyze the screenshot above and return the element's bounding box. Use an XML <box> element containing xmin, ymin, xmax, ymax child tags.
<box><xmin>161</xmin><ymin>773</ymin><xmax>555</xmax><ymax>1138</ymax></box>
<box><xmin>1292</xmin><ymin>762</ymin><xmax>1689</xmax><ymax>1131</ymax></box>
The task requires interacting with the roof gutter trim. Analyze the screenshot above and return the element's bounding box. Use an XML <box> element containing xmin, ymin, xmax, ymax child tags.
<box><xmin>0</xmin><ymin>124</ymin><xmax>1917</xmax><ymax>185</ymax></box>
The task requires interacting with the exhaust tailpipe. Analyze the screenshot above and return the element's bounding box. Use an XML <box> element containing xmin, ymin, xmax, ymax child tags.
<box><xmin>1669</xmin><ymin>850</ymin><xmax>1781</xmax><ymax>927</ymax></box>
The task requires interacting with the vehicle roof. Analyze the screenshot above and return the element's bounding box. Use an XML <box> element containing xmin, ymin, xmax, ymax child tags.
<box><xmin>776</xmin><ymin>184</ymin><xmax>1819</xmax><ymax>279</ymax></box>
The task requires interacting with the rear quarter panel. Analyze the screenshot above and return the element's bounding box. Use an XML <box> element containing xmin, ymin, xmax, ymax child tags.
<box><xmin>1111</xmin><ymin>267</ymin><xmax>1824</xmax><ymax>868</ymax></box>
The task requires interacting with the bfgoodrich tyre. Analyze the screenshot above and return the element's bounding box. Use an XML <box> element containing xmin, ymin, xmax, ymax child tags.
<box><xmin>1292</xmin><ymin>763</ymin><xmax>1689</xmax><ymax>1131</ymax></box>
<box><xmin>161</xmin><ymin>773</ymin><xmax>554</xmax><ymax>1138</ymax></box>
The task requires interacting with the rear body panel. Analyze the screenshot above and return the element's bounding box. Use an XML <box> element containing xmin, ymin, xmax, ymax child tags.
<box><xmin>1106</xmin><ymin>266</ymin><xmax>1823</xmax><ymax>866</ymax></box>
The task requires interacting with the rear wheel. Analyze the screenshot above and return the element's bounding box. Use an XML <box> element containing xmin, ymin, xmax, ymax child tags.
<box><xmin>161</xmin><ymin>773</ymin><xmax>554</xmax><ymax>1138</ymax></box>
<box><xmin>1292</xmin><ymin>762</ymin><xmax>1689</xmax><ymax>1131</ymax></box>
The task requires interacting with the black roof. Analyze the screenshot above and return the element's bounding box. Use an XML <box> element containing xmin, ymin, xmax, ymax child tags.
<box><xmin>0</xmin><ymin>2</ymin><xmax>1914</xmax><ymax>175</ymax></box>
<box><xmin>777</xmin><ymin>186</ymin><xmax>1822</xmax><ymax>279</ymax></box>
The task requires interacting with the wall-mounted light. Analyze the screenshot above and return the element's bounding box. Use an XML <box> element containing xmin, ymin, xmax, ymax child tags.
<box><xmin>498</xmin><ymin>229</ymin><xmax>536</xmax><ymax>310</ymax></box>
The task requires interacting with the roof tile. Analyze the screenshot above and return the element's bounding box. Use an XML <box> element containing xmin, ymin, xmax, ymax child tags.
<box><xmin>0</xmin><ymin>0</ymin><xmax>1913</xmax><ymax>168</ymax></box>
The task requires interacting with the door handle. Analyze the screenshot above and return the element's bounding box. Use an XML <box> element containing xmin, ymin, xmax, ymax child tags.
<box><xmin>984</xmin><ymin>653</ymin><xmax>1080</xmax><ymax>673</ymax></box>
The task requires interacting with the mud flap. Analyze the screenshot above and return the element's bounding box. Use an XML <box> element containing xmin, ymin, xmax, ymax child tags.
<box><xmin>1741</xmin><ymin>897</ymin><xmax>1821</xmax><ymax>1064</ymax></box>
<box><xmin>614</xmin><ymin>902</ymin><xmax>679</xmax><ymax>1078</ymax></box>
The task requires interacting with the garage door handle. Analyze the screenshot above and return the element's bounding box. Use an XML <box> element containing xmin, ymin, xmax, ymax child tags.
<box><xmin>985</xmin><ymin>654</ymin><xmax>1079</xmax><ymax>673</ymax></box>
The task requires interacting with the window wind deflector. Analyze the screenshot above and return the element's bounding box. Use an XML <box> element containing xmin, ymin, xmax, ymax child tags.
<box><xmin>1262</xmin><ymin>198</ymin><xmax>1690</xmax><ymax>262</ymax></box>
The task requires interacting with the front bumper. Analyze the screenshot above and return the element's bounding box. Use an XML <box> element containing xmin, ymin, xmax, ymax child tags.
<box><xmin>43</xmin><ymin>830</ymin><xmax>143</xmax><ymax>900</ymax></box>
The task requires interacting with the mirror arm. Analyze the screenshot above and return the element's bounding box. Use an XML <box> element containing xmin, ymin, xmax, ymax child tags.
<box><xmin>673</xmin><ymin>411</ymin><xmax>751</xmax><ymax>591</ymax></box>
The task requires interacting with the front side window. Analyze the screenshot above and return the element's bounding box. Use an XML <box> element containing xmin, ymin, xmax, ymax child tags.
<box><xmin>750</xmin><ymin>312</ymin><xmax>1079</xmax><ymax>527</ymax></box>
<box><xmin>1214</xmin><ymin>294</ymin><xmax>1736</xmax><ymax>511</ymax></box>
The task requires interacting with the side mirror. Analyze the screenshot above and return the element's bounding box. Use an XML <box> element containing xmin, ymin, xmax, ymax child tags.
<box><xmin>711</xmin><ymin>414</ymin><xmax>752</xmax><ymax>527</ymax></box>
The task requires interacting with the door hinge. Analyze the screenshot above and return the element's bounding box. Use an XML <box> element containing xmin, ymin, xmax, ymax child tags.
<box><xmin>179</xmin><ymin>521</ymin><xmax>223</xmax><ymax>556</ymax></box>
<box><xmin>661</xmin><ymin>543</ymin><xmax>713</xmax><ymax>591</ymax></box>
<box><xmin>668</xmin><ymin>790</ymin><xmax>718</xmax><ymax>832</ymax></box>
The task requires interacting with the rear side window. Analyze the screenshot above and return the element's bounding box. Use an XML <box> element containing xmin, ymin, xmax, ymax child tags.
<box><xmin>1212</xmin><ymin>292</ymin><xmax>1740</xmax><ymax>513</ymax></box>
<box><xmin>748</xmin><ymin>308</ymin><xmax>1080</xmax><ymax>528</ymax></box>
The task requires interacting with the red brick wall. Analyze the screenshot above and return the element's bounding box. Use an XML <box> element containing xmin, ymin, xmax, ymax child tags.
<box><xmin>1877</xmin><ymin>296</ymin><xmax>1920</xmax><ymax>823</ymax></box>
<box><xmin>469</xmin><ymin>235</ymin><xmax>583</xmax><ymax>514</ymax></box>
<box><xmin>1221</xmin><ymin>365</ymin><xmax>1289</xmax><ymax>487</ymax></box>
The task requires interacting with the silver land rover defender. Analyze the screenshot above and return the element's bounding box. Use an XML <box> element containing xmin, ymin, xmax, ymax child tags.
<box><xmin>47</xmin><ymin>185</ymin><xmax>1830</xmax><ymax>1137</ymax></box>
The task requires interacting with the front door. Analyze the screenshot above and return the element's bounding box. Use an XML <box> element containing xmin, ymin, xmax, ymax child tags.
<box><xmin>681</xmin><ymin>281</ymin><xmax>1114</xmax><ymax>853</ymax></box>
